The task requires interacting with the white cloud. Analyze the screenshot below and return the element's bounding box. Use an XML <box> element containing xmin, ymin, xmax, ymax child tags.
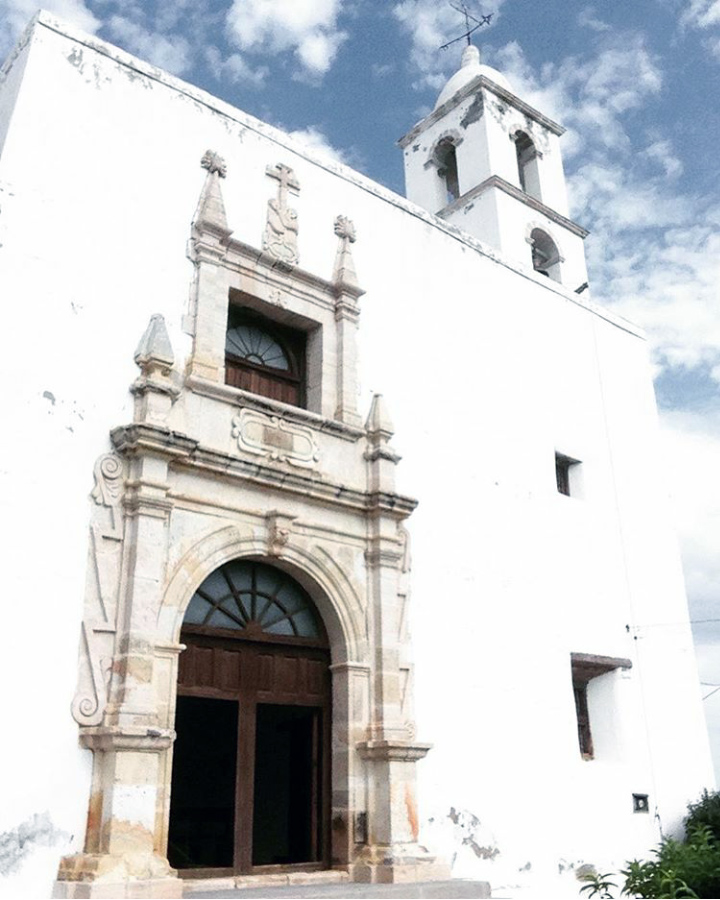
<box><xmin>105</xmin><ymin>15</ymin><xmax>191</xmax><ymax>75</ymax></box>
<box><xmin>681</xmin><ymin>0</ymin><xmax>720</xmax><ymax>29</ymax></box>
<box><xmin>393</xmin><ymin>0</ymin><xmax>507</xmax><ymax>90</ymax></box>
<box><xmin>286</xmin><ymin>126</ymin><xmax>348</xmax><ymax>166</ymax></box>
<box><xmin>706</xmin><ymin>33</ymin><xmax>720</xmax><ymax>58</ymax></box>
<box><xmin>577</xmin><ymin>7</ymin><xmax>611</xmax><ymax>32</ymax></box>
<box><xmin>642</xmin><ymin>140</ymin><xmax>684</xmax><ymax>179</ymax></box>
<box><xmin>0</xmin><ymin>0</ymin><xmax>99</xmax><ymax>58</ymax></box>
<box><xmin>493</xmin><ymin>35</ymin><xmax>720</xmax><ymax>393</ymax></box>
<box><xmin>493</xmin><ymin>35</ymin><xmax>662</xmax><ymax>160</ymax></box>
<box><xmin>225</xmin><ymin>0</ymin><xmax>347</xmax><ymax>77</ymax></box>
<box><xmin>205</xmin><ymin>45</ymin><xmax>268</xmax><ymax>86</ymax></box>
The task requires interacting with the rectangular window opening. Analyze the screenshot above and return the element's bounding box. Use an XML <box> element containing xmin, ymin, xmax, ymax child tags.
<box><xmin>224</xmin><ymin>295</ymin><xmax>312</xmax><ymax>410</ymax></box>
<box><xmin>555</xmin><ymin>452</ymin><xmax>580</xmax><ymax>496</ymax></box>
<box><xmin>570</xmin><ymin>653</ymin><xmax>632</xmax><ymax>761</ymax></box>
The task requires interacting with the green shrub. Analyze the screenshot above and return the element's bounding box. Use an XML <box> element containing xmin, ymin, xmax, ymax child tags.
<box><xmin>621</xmin><ymin>825</ymin><xmax>720</xmax><ymax>898</ymax></box>
<box><xmin>685</xmin><ymin>790</ymin><xmax>720</xmax><ymax>844</ymax></box>
<box><xmin>576</xmin><ymin>795</ymin><xmax>720</xmax><ymax>899</ymax></box>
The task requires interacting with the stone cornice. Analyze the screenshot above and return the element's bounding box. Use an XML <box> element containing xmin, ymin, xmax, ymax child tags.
<box><xmin>191</xmin><ymin>231</ymin><xmax>364</xmax><ymax>308</ymax></box>
<box><xmin>398</xmin><ymin>74</ymin><xmax>565</xmax><ymax>148</ymax></box>
<box><xmin>439</xmin><ymin>175</ymin><xmax>590</xmax><ymax>239</ymax></box>
<box><xmin>357</xmin><ymin>740</ymin><xmax>432</xmax><ymax>762</ymax></box>
<box><xmin>110</xmin><ymin>423</ymin><xmax>418</xmax><ymax>518</ymax></box>
<box><xmin>80</xmin><ymin>726</ymin><xmax>175</xmax><ymax>752</ymax></box>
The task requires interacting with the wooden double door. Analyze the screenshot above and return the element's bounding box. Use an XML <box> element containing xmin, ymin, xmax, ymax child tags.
<box><xmin>168</xmin><ymin>628</ymin><xmax>331</xmax><ymax>877</ymax></box>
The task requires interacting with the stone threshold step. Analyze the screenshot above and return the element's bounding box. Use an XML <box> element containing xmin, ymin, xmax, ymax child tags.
<box><xmin>184</xmin><ymin>878</ymin><xmax>491</xmax><ymax>899</ymax></box>
<box><xmin>183</xmin><ymin>870</ymin><xmax>349</xmax><ymax>893</ymax></box>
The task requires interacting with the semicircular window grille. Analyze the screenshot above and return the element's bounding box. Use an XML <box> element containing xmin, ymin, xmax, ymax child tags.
<box><xmin>183</xmin><ymin>560</ymin><xmax>321</xmax><ymax>639</ymax></box>
<box><xmin>225</xmin><ymin>324</ymin><xmax>290</xmax><ymax>371</ymax></box>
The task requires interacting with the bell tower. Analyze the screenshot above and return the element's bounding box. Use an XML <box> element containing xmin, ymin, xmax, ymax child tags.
<box><xmin>399</xmin><ymin>44</ymin><xmax>589</xmax><ymax>290</ymax></box>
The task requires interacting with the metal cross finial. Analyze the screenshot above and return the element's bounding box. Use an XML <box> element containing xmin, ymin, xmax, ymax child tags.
<box><xmin>440</xmin><ymin>2</ymin><xmax>493</xmax><ymax>51</ymax></box>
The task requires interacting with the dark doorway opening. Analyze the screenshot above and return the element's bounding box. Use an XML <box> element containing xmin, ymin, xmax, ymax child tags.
<box><xmin>167</xmin><ymin>696</ymin><xmax>238</xmax><ymax>870</ymax></box>
<box><xmin>168</xmin><ymin>560</ymin><xmax>331</xmax><ymax>877</ymax></box>
<box><xmin>253</xmin><ymin>704</ymin><xmax>321</xmax><ymax>866</ymax></box>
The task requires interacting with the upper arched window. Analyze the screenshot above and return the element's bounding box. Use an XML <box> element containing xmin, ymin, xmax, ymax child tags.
<box><xmin>183</xmin><ymin>559</ymin><xmax>326</xmax><ymax>644</ymax></box>
<box><xmin>514</xmin><ymin>131</ymin><xmax>541</xmax><ymax>200</ymax></box>
<box><xmin>436</xmin><ymin>138</ymin><xmax>460</xmax><ymax>205</ymax></box>
<box><xmin>225</xmin><ymin>309</ymin><xmax>305</xmax><ymax>407</ymax></box>
<box><xmin>531</xmin><ymin>228</ymin><xmax>561</xmax><ymax>282</ymax></box>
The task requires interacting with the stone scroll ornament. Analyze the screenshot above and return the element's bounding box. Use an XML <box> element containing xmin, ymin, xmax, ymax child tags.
<box><xmin>263</xmin><ymin>163</ymin><xmax>300</xmax><ymax>266</ymax></box>
<box><xmin>71</xmin><ymin>454</ymin><xmax>124</xmax><ymax>726</ymax></box>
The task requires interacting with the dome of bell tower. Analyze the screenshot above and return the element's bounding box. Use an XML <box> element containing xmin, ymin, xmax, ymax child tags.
<box><xmin>434</xmin><ymin>43</ymin><xmax>512</xmax><ymax>109</ymax></box>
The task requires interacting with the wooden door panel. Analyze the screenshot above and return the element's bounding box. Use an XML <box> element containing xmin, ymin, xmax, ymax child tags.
<box><xmin>175</xmin><ymin>630</ymin><xmax>330</xmax><ymax>875</ymax></box>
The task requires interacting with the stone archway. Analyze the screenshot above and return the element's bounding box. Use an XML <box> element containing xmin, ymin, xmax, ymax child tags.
<box><xmin>167</xmin><ymin>557</ymin><xmax>332</xmax><ymax>877</ymax></box>
<box><xmin>155</xmin><ymin>528</ymin><xmax>367</xmax><ymax>881</ymax></box>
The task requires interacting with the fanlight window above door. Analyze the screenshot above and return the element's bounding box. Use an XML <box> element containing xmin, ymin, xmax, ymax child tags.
<box><xmin>225</xmin><ymin>324</ymin><xmax>290</xmax><ymax>371</ymax></box>
<box><xmin>224</xmin><ymin>310</ymin><xmax>305</xmax><ymax>407</ymax></box>
<box><xmin>183</xmin><ymin>560</ymin><xmax>323</xmax><ymax>641</ymax></box>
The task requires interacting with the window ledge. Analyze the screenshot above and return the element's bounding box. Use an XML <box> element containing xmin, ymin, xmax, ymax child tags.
<box><xmin>185</xmin><ymin>374</ymin><xmax>365</xmax><ymax>443</ymax></box>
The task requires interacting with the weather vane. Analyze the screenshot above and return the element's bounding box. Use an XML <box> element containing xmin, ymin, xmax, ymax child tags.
<box><xmin>440</xmin><ymin>2</ymin><xmax>493</xmax><ymax>50</ymax></box>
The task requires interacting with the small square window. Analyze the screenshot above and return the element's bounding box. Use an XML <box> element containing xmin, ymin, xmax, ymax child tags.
<box><xmin>633</xmin><ymin>793</ymin><xmax>650</xmax><ymax>813</ymax></box>
<box><xmin>555</xmin><ymin>452</ymin><xmax>579</xmax><ymax>496</ymax></box>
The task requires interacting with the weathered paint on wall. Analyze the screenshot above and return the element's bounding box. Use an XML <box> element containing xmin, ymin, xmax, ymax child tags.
<box><xmin>0</xmin><ymin>12</ymin><xmax>713</xmax><ymax>898</ymax></box>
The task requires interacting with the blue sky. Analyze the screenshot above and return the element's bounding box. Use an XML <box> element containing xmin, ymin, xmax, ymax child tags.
<box><xmin>2</xmin><ymin>0</ymin><xmax>720</xmax><ymax>778</ymax></box>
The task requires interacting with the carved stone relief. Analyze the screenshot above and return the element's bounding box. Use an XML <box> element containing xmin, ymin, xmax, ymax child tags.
<box><xmin>263</xmin><ymin>163</ymin><xmax>300</xmax><ymax>267</ymax></box>
<box><xmin>71</xmin><ymin>454</ymin><xmax>124</xmax><ymax>726</ymax></box>
<box><xmin>232</xmin><ymin>408</ymin><xmax>320</xmax><ymax>468</ymax></box>
<box><xmin>266</xmin><ymin>510</ymin><xmax>297</xmax><ymax>556</ymax></box>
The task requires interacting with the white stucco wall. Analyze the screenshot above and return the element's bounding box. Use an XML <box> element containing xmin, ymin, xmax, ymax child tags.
<box><xmin>0</xmin><ymin>14</ymin><xmax>713</xmax><ymax>898</ymax></box>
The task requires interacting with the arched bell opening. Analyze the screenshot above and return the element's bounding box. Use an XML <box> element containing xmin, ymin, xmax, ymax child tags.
<box><xmin>435</xmin><ymin>137</ymin><xmax>461</xmax><ymax>205</ymax></box>
<box><xmin>530</xmin><ymin>228</ymin><xmax>562</xmax><ymax>282</ymax></box>
<box><xmin>513</xmin><ymin>130</ymin><xmax>542</xmax><ymax>200</ymax></box>
<box><xmin>168</xmin><ymin>558</ymin><xmax>333</xmax><ymax>878</ymax></box>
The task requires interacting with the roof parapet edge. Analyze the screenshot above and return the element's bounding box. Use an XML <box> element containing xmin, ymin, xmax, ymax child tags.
<box><xmin>27</xmin><ymin>11</ymin><xmax>642</xmax><ymax>342</ymax></box>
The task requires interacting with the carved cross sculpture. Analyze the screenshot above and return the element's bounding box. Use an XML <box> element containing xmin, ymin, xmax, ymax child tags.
<box><xmin>263</xmin><ymin>163</ymin><xmax>300</xmax><ymax>266</ymax></box>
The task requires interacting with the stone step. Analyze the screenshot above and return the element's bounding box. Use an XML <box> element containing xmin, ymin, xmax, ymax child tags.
<box><xmin>183</xmin><ymin>877</ymin><xmax>492</xmax><ymax>899</ymax></box>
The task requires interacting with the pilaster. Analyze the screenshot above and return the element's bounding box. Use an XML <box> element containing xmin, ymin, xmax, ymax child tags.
<box><xmin>186</xmin><ymin>150</ymin><xmax>233</xmax><ymax>382</ymax></box>
<box><xmin>333</xmin><ymin>215</ymin><xmax>364</xmax><ymax>426</ymax></box>
<box><xmin>358</xmin><ymin>397</ymin><xmax>447</xmax><ymax>882</ymax></box>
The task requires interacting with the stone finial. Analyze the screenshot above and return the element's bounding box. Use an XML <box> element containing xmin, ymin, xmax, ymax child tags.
<box><xmin>333</xmin><ymin>215</ymin><xmax>360</xmax><ymax>291</ymax></box>
<box><xmin>131</xmin><ymin>315</ymin><xmax>179</xmax><ymax>424</ymax></box>
<box><xmin>365</xmin><ymin>393</ymin><xmax>394</xmax><ymax>439</ymax></box>
<box><xmin>263</xmin><ymin>163</ymin><xmax>300</xmax><ymax>267</ymax></box>
<box><xmin>134</xmin><ymin>314</ymin><xmax>174</xmax><ymax>374</ymax></box>
<box><xmin>193</xmin><ymin>149</ymin><xmax>231</xmax><ymax>236</ymax></box>
<box><xmin>201</xmin><ymin>149</ymin><xmax>227</xmax><ymax>178</ymax></box>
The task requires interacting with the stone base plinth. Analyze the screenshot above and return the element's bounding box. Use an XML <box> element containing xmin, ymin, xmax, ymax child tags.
<box><xmin>350</xmin><ymin>844</ymin><xmax>451</xmax><ymax>884</ymax></box>
<box><xmin>53</xmin><ymin>853</ymin><xmax>182</xmax><ymax>899</ymax></box>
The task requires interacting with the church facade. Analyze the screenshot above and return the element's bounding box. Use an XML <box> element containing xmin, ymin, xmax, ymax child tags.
<box><xmin>0</xmin><ymin>13</ymin><xmax>714</xmax><ymax>899</ymax></box>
